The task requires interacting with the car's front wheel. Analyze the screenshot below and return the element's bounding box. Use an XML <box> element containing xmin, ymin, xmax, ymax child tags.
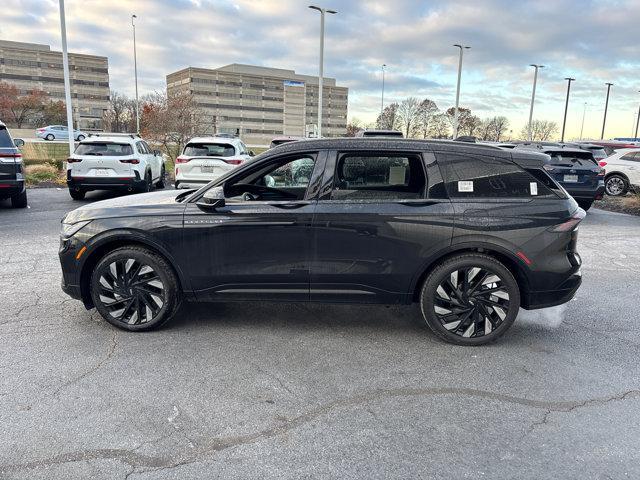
<box><xmin>420</xmin><ymin>253</ymin><xmax>520</xmax><ymax>345</ymax></box>
<box><xmin>90</xmin><ymin>246</ymin><xmax>181</xmax><ymax>331</ymax></box>
<box><xmin>77</xmin><ymin>134</ymin><xmax>85</xmax><ymax>141</ymax></box>
<box><xmin>605</xmin><ymin>174</ymin><xmax>628</xmax><ymax>196</ymax></box>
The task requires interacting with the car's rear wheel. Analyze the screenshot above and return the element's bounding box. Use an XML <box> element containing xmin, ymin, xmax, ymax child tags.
<box><xmin>605</xmin><ymin>174</ymin><xmax>628</xmax><ymax>196</ymax></box>
<box><xmin>69</xmin><ymin>189</ymin><xmax>86</xmax><ymax>200</ymax></box>
<box><xmin>90</xmin><ymin>246</ymin><xmax>181</xmax><ymax>331</ymax></box>
<box><xmin>11</xmin><ymin>189</ymin><xmax>28</xmax><ymax>208</ymax></box>
<box><xmin>45</xmin><ymin>134</ymin><xmax>54</xmax><ymax>141</ymax></box>
<box><xmin>156</xmin><ymin>166</ymin><xmax>166</xmax><ymax>189</ymax></box>
<box><xmin>138</xmin><ymin>171</ymin><xmax>152</xmax><ymax>193</ymax></box>
<box><xmin>420</xmin><ymin>253</ymin><xmax>520</xmax><ymax>346</ymax></box>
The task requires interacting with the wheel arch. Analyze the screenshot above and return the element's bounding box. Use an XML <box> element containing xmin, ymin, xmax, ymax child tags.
<box><xmin>604</xmin><ymin>170</ymin><xmax>630</xmax><ymax>182</ymax></box>
<box><xmin>410</xmin><ymin>244</ymin><xmax>531</xmax><ymax>304</ymax></box>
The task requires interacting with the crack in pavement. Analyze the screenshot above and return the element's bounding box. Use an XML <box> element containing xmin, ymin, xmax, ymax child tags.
<box><xmin>3</xmin><ymin>386</ymin><xmax>639</xmax><ymax>476</ymax></box>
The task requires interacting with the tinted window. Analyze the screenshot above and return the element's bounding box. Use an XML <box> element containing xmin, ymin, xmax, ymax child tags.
<box><xmin>440</xmin><ymin>154</ymin><xmax>553</xmax><ymax>198</ymax></box>
<box><xmin>142</xmin><ymin>141</ymin><xmax>152</xmax><ymax>153</ymax></box>
<box><xmin>547</xmin><ymin>150</ymin><xmax>596</xmax><ymax>167</ymax></box>
<box><xmin>136</xmin><ymin>141</ymin><xmax>148</xmax><ymax>154</ymax></box>
<box><xmin>184</xmin><ymin>143</ymin><xmax>236</xmax><ymax>157</ymax></box>
<box><xmin>75</xmin><ymin>143</ymin><xmax>133</xmax><ymax>156</ymax></box>
<box><xmin>0</xmin><ymin>127</ymin><xmax>14</xmax><ymax>148</ymax></box>
<box><xmin>621</xmin><ymin>152</ymin><xmax>640</xmax><ymax>161</ymax></box>
<box><xmin>332</xmin><ymin>154</ymin><xmax>426</xmax><ymax>200</ymax></box>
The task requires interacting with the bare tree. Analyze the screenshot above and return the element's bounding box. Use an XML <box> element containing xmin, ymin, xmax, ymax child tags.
<box><xmin>460</xmin><ymin>114</ymin><xmax>482</xmax><ymax>137</ymax></box>
<box><xmin>429</xmin><ymin>113</ymin><xmax>450</xmax><ymax>139</ymax></box>
<box><xmin>445</xmin><ymin>107</ymin><xmax>473</xmax><ymax>138</ymax></box>
<box><xmin>376</xmin><ymin>102</ymin><xmax>400</xmax><ymax>130</ymax></box>
<box><xmin>490</xmin><ymin>116</ymin><xmax>510</xmax><ymax>141</ymax></box>
<box><xmin>396</xmin><ymin>97</ymin><xmax>421</xmax><ymax>138</ymax></box>
<box><xmin>103</xmin><ymin>91</ymin><xmax>133</xmax><ymax>132</ymax></box>
<box><xmin>416</xmin><ymin>99</ymin><xmax>439</xmax><ymax>139</ymax></box>
<box><xmin>520</xmin><ymin>120</ymin><xmax>559</xmax><ymax>141</ymax></box>
<box><xmin>345</xmin><ymin>117</ymin><xmax>364</xmax><ymax>137</ymax></box>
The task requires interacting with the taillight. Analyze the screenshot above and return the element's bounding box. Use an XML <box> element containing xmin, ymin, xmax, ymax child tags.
<box><xmin>37</xmin><ymin>128</ymin><xmax>45</xmax><ymax>133</ymax></box>
<box><xmin>0</xmin><ymin>153</ymin><xmax>22</xmax><ymax>159</ymax></box>
<box><xmin>175</xmin><ymin>156</ymin><xmax>190</xmax><ymax>164</ymax></box>
<box><xmin>224</xmin><ymin>159</ymin><xmax>244</xmax><ymax>165</ymax></box>
<box><xmin>119</xmin><ymin>158</ymin><xmax>140</xmax><ymax>164</ymax></box>
<box><xmin>598</xmin><ymin>161</ymin><xmax>607</xmax><ymax>167</ymax></box>
<box><xmin>549</xmin><ymin>209</ymin><xmax>587</xmax><ymax>232</ymax></box>
<box><xmin>67</xmin><ymin>157</ymin><xmax>82</xmax><ymax>163</ymax></box>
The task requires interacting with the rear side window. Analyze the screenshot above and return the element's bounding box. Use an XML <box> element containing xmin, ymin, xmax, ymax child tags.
<box><xmin>438</xmin><ymin>153</ymin><xmax>554</xmax><ymax>199</ymax></box>
<box><xmin>75</xmin><ymin>142</ymin><xmax>133</xmax><ymax>156</ymax></box>
<box><xmin>621</xmin><ymin>152</ymin><xmax>640</xmax><ymax>161</ymax></box>
<box><xmin>331</xmin><ymin>153</ymin><xmax>426</xmax><ymax>200</ymax></box>
<box><xmin>0</xmin><ymin>127</ymin><xmax>14</xmax><ymax>148</ymax></box>
<box><xmin>184</xmin><ymin>143</ymin><xmax>236</xmax><ymax>157</ymax></box>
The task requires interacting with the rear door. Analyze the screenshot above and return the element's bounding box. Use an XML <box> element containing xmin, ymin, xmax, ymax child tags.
<box><xmin>310</xmin><ymin>149</ymin><xmax>454</xmax><ymax>304</ymax></box>
<box><xmin>616</xmin><ymin>152</ymin><xmax>640</xmax><ymax>183</ymax></box>
<box><xmin>140</xmin><ymin>141</ymin><xmax>159</xmax><ymax>179</ymax></box>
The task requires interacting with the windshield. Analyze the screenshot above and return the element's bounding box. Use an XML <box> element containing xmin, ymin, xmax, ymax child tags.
<box><xmin>75</xmin><ymin>142</ymin><xmax>133</xmax><ymax>156</ymax></box>
<box><xmin>547</xmin><ymin>151</ymin><xmax>597</xmax><ymax>167</ymax></box>
<box><xmin>184</xmin><ymin>143</ymin><xmax>236</xmax><ymax>157</ymax></box>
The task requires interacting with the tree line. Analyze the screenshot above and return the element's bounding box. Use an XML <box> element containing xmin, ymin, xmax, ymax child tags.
<box><xmin>347</xmin><ymin>97</ymin><xmax>559</xmax><ymax>142</ymax></box>
<box><xmin>0</xmin><ymin>82</ymin><xmax>67</xmax><ymax>128</ymax></box>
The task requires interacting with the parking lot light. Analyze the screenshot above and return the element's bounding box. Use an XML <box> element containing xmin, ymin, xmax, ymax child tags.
<box><xmin>561</xmin><ymin>77</ymin><xmax>575</xmax><ymax>142</ymax></box>
<box><xmin>528</xmin><ymin>64</ymin><xmax>545</xmax><ymax>141</ymax></box>
<box><xmin>453</xmin><ymin>44</ymin><xmax>470</xmax><ymax>139</ymax></box>
<box><xmin>601</xmin><ymin>82</ymin><xmax>613</xmax><ymax>140</ymax></box>
<box><xmin>309</xmin><ymin>5</ymin><xmax>337</xmax><ymax>138</ymax></box>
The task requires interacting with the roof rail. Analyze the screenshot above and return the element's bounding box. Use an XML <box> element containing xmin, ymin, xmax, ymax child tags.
<box><xmin>87</xmin><ymin>132</ymin><xmax>141</xmax><ymax>139</ymax></box>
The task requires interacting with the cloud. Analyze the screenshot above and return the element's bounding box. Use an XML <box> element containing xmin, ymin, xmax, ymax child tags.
<box><xmin>1</xmin><ymin>0</ymin><xmax>638</xmax><ymax>139</ymax></box>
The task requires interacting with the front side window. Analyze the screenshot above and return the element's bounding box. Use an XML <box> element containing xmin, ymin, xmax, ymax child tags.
<box><xmin>331</xmin><ymin>153</ymin><xmax>426</xmax><ymax>200</ymax></box>
<box><xmin>184</xmin><ymin>143</ymin><xmax>236</xmax><ymax>157</ymax></box>
<box><xmin>439</xmin><ymin>153</ymin><xmax>554</xmax><ymax>198</ymax></box>
<box><xmin>75</xmin><ymin>142</ymin><xmax>133</xmax><ymax>156</ymax></box>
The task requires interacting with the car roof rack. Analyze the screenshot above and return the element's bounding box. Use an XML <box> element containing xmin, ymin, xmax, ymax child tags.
<box><xmin>87</xmin><ymin>132</ymin><xmax>141</xmax><ymax>139</ymax></box>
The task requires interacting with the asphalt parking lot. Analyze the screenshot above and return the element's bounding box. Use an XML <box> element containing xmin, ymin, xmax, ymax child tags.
<box><xmin>1</xmin><ymin>188</ymin><xmax>640</xmax><ymax>479</ymax></box>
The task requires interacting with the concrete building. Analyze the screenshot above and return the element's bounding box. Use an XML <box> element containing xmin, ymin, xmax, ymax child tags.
<box><xmin>0</xmin><ymin>40</ymin><xmax>110</xmax><ymax>130</ymax></box>
<box><xmin>167</xmin><ymin>63</ymin><xmax>348</xmax><ymax>145</ymax></box>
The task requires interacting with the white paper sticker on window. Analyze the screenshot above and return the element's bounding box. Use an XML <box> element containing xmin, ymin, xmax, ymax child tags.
<box><xmin>388</xmin><ymin>166</ymin><xmax>406</xmax><ymax>185</ymax></box>
<box><xmin>458</xmin><ymin>181</ymin><xmax>474</xmax><ymax>192</ymax></box>
<box><xmin>530</xmin><ymin>182</ymin><xmax>538</xmax><ymax>196</ymax></box>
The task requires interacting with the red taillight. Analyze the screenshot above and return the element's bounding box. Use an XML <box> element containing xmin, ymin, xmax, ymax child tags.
<box><xmin>37</xmin><ymin>128</ymin><xmax>45</xmax><ymax>133</ymax></box>
<box><xmin>67</xmin><ymin>157</ymin><xmax>82</xmax><ymax>163</ymax></box>
<box><xmin>549</xmin><ymin>209</ymin><xmax>587</xmax><ymax>232</ymax></box>
<box><xmin>516</xmin><ymin>251</ymin><xmax>532</xmax><ymax>266</ymax></box>
<box><xmin>599</xmin><ymin>161</ymin><xmax>607</xmax><ymax>167</ymax></box>
<box><xmin>175</xmin><ymin>156</ymin><xmax>190</xmax><ymax>164</ymax></box>
<box><xmin>0</xmin><ymin>153</ymin><xmax>21</xmax><ymax>159</ymax></box>
<box><xmin>119</xmin><ymin>158</ymin><xmax>140</xmax><ymax>165</ymax></box>
<box><xmin>224</xmin><ymin>159</ymin><xmax>244</xmax><ymax>165</ymax></box>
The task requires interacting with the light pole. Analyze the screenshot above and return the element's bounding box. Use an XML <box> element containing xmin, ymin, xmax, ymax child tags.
<box><xmin>634</xmin><ymin>90</ymin><xmax>640</xmax><ymax>140</ymax></box>
<box><xmin>309</xmin><ymin>5</ymin><xmax>337</xmax><ymax>138</ymax></box>
<box><xmin>58</xmin><ymin>0</ymin><xmax>75</xmax><ymax>156</ymax></box>
<box><xmin>132</xmin><ymin>14</ymin><xmax>140</xmax><ymax>134</ymax></box>
<box><xmin>601</xmin><ymin>82</ymin><xmax>613</xmax><ymax>140</ymax></box>
<box><xmin>580</xmin><ymin>102</ymin><xmax>587</xmax><ymax>140</ymax></box>
<box><xmin>527</xmin><ymin>64</ymin><xmax>545</xmax><ymax>141</ymax></box>
<box><xmin>453</xmin><ymin>44</ymin><xmax>470</xmax><ymax>139</ymax></box>
<box><xmin>560</xmin><ymin>77</ymin><xmax>575</xmax><ymax>142</ymax></box>
<box><xmin>380</xmin><ymin>63</ymin><xmax>386</xmax><ymax>118</ymax></box>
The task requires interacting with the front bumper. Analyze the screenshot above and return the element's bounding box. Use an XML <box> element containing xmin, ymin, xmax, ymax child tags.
<box><xmin>0</xmin><ymin>179</ymin><xmax>25</xmax><ymax>199</ymax></box>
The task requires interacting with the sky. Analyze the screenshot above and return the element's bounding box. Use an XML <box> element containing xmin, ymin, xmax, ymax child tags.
<box><xmin>1</xmin><ymin>0</ymin><xmax>639</xmax><ymax>140</ymax></box>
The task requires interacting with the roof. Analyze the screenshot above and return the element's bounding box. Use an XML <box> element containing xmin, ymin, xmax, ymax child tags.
<box><xmin>187</xmin><ymin>136</ymin><xmax>240</xmax><ymax>145</ymax></box>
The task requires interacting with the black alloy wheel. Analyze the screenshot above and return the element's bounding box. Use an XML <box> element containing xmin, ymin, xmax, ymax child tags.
<box><xmin>420</xmin><ymin>254</ymin><xmax>520</xmax><ymax>345</ymax></box>
<box><xmin>90</xmin><ymin>247</ymin><xmax>181</xmax><ymax>331</ymax></box>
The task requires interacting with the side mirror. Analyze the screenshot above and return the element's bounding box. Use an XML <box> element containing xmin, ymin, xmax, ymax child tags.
<box><xmin>153</xmin><ymin>149</ymin><xmax>161</xmax><ymax>156</ymax></box>
<box><xmin>196</xmin><ymin>186</ymin><xmax>225</xmax><ymax>211</ymax></box>
<box><xmin>14</xmin><ymin>138</ymin><xmax>25</xmax><ymax>148</ymax></box>
<box><xmin>249</xmin><ymin>150</ymin><xmax>255</xmax><ymax>157</ymax></box>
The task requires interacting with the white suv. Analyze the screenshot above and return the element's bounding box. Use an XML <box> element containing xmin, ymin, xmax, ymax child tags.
<box><xmin>602</xmin><ymin>148</ymin><xmax>640</xmax><ymax>196</ymax></box>
<box><xmin>66</xmin><ymin>134</ymin><xmax>166</xmax><ymax>200</ymax></box>
<box><xmin>174</xmin><ymin>136</ymin><xmax>253</xmax><ymax>189</ymax></box>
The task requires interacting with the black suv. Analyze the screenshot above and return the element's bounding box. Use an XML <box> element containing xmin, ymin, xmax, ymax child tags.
<box><xmin>513</xmin><ymin>143</ymin><xmax>605</xmax><ymax>210</ymax></box>
<box><xmin>0</xmin><ymin>121</ymin><xmax>27</xmax><ymax>208</ymax></box>
<box><xmin>59</xmin><ymin>139</ymin><xmax>584</xmax><ymax>345</ymax></box>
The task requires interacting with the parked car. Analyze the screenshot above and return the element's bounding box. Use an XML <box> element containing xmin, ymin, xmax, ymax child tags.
<box><xmin>270</xmin><ymin>136</ymin><xmax>305</xmax><ymax>148</ymax></box>
<box><xmin>36</xmin><ymin>125</ymin><xmax>87</xmax><ymax>141</ymax></box>
<box><xmin>0</xmin><ymin>121</ymin><xmax>27</xmax><ymax>208</ymax></box>
<box><xmin>59</xmin><ymin>138</ymin><xmax>584</xmax><ymax>345</ymax></box>
<box><xmin>356</xmin><ymin>129</ymin><xmax>404</xmax><ymax>138</ymax></box>
<box><xmin>599</xmin><ymin>148</ymin><xmax>640</xmax><ymax>196</ymax></box>
<box><xmin>578</xmin><ymin>140</ymin><xmax>637</xmax><ymax>156</ymax></box>
<box><xmin>174</xmin><ymin>137</ymin><xmax>254</xmax><ymax>189</ymax></box>
<box><xmin>513</xmin><ymin>144</ymin><xmax>604</xmax><ymax>210</ymax></box>
<box><xmin>66</xmin><ymin>133</ymin><xmax>166</xmax><ymax>200</ymax></box>
<box><xmin>563</xmin><ymin>143</ymin><xmax>608</xmax><ymax>162</ymax></box>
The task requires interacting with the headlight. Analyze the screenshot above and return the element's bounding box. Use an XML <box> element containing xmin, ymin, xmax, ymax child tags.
<box><xmin>61</xmin><ymin>220</ymin><xmax>91</xmax><ymax>238</ymax></box>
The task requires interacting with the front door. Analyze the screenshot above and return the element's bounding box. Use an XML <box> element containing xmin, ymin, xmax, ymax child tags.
<box><xmin>310</xmin><ymin>150</ymin><xmax>454</xmax><ymax>304</ymax></box>
<box><xmin>183</xmin><ymin>151</ymin><xmax>325</xmax><ymax>302</ymax></box>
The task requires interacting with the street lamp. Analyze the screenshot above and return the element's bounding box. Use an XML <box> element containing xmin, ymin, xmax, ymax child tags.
<box><xmin>57</xmin><ymin>0</ymin><xmax>75</xmax><ymax>156</ymax></box>
<box><xmin>580</xmin><ymin>102</ymin><xmax>587</xmax><ymax>140</ymax></box>
<box><xmin>309</xmin><ymin>5</ymin><xmax>337</xmax><ymax>138</ymax></box>
<box><xmin>601</xmin><ymin>82</ymin><xmax>613</xmax><ymax>140</ymax></box>
<box><xmin>560</xmin><ymin>77</ymin><xmax>575</xmax><ymax>142</ymax></box>
<box><xmin>380</xmin><ymin>63</ymin><xmax>386</xmax><ymax>118</ymax></box>
<box><xmin>634</xmin><ymin>90</ymin><xmax>640</xmax><ymax>140</ymax></box>
<box><xmin>527</xmin><ymin>64</ymin><xmax>545</xmax><ymax>141</ymax></box>
<box><xmin>452</xmin><ymin>44</ymin><xmax>470</xmax><ymax>139</ymax></box>
<box><xmin>132</xmin><ymin>14</ymin><xmax>140</xmax><ymax>134</ymax></box>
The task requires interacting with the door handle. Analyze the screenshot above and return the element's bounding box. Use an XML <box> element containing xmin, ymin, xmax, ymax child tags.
<box><xmin>268</xmin><ymin>201</ymin><xmax>312</xmax><ymax>209</ymax></box>
<box><xmin>397</xmin><ymin>200</ymin><xmax>438</xmax><ymax>207</ymax></box>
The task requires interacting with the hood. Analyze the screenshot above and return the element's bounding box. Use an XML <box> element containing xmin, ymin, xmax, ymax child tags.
<box><xmin>63</xmin><ymin>190</ymin><xmax>186</xmax><ymax>223</ymax></box>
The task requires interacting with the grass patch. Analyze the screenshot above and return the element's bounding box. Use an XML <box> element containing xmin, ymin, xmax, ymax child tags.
<box><xmin>24</xmin><ymin>163</ymin><xmax>65</xmax><ymax>187</ymax></box>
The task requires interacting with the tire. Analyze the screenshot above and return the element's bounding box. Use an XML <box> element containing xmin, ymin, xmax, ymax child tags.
<box><xmin>419</xmin><ymin>253</ymin><xmax>521</xmax><ymax>346</ymax></box>
<box><xmin>69</xmin><ymin>189</ymin><xmax>86</xmax><ymax>200</ymax></box>
<box><xmin>45</xmin><ymin>134</ymin><xmax>54</xmax><ymax>141</ymax></box>
<box><xmin>174</xmin><ymin>181</ymin><xmax>180</xmax><ymax>190</ymax></box>
<box><xmin>605</xmin><ymin>174</ymin><xmax>628</xmax><ymax>196</ymax></box>
<box><xmin>89</xmin><ymin>246</ymin><xmax>181</xmax><ymax>331</ymax></box>
<box><xmin>137</xmin><ymin>171</ymin><xmax>152</xmax><ymax>193</ymax></box>
<box><xmin>577</xmin><ymin>200</ymin><xmax>593</xmax><ymax>211</ymax></box>
<box><xmin>11</xmin><ymin>189</ymin><xmax>28</xmax><ymax>208</ymax></box>
<box><xmin>77</xmin><ymin>134</ymin><xmax>85</xmax><ymax>141</ymax></box>
<box><xmin>156</xmin><ymin>166</ymin><xmax>166</xmax><ymax>189</ymax></box>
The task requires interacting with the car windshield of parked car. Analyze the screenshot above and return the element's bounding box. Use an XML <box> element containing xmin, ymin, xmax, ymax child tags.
<box><xmin>184</xmin><ymin>143</ymin><xmax>235</xmax><ymax>157</ymax></box>
<box><xmin>548</xmin><ymin>151</ymin><xmax>597</xmax><ymax>166</ymax></box>
<box><xmin>74</xmin><ymin>142</ymin><xmax>133</xmax><ymax>156</ymax></box>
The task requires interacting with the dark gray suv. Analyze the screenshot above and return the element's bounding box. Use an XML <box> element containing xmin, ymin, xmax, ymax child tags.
<box><xmin>59</xmin><ymin>139</ymin><xmax>584</xmax><ymax>345</ymax></box>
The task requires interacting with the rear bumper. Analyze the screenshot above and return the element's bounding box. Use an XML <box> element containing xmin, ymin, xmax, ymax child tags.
<box><xmin>175</xmin><ymin>180</ymin><xmax>210</xmax><ymax>189</ymax></box>
<box><xmin>67</xmin><ymin>171</ymin><xmax>146</xmax><ymax>190</ymax></box>
<box><xmin>522</xmin><ymin>271</ymin><xmax>582</xmax><ymax>310</ymax></box>
<box><xmin>564</xmin><ymin>182</ymin><xmax>605</xmax><ymax>201</ymax></box>
<box><xmin>0</xmin><ymin>179</ymin><xmax>25</xmax><ymax>199</ymax></box>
